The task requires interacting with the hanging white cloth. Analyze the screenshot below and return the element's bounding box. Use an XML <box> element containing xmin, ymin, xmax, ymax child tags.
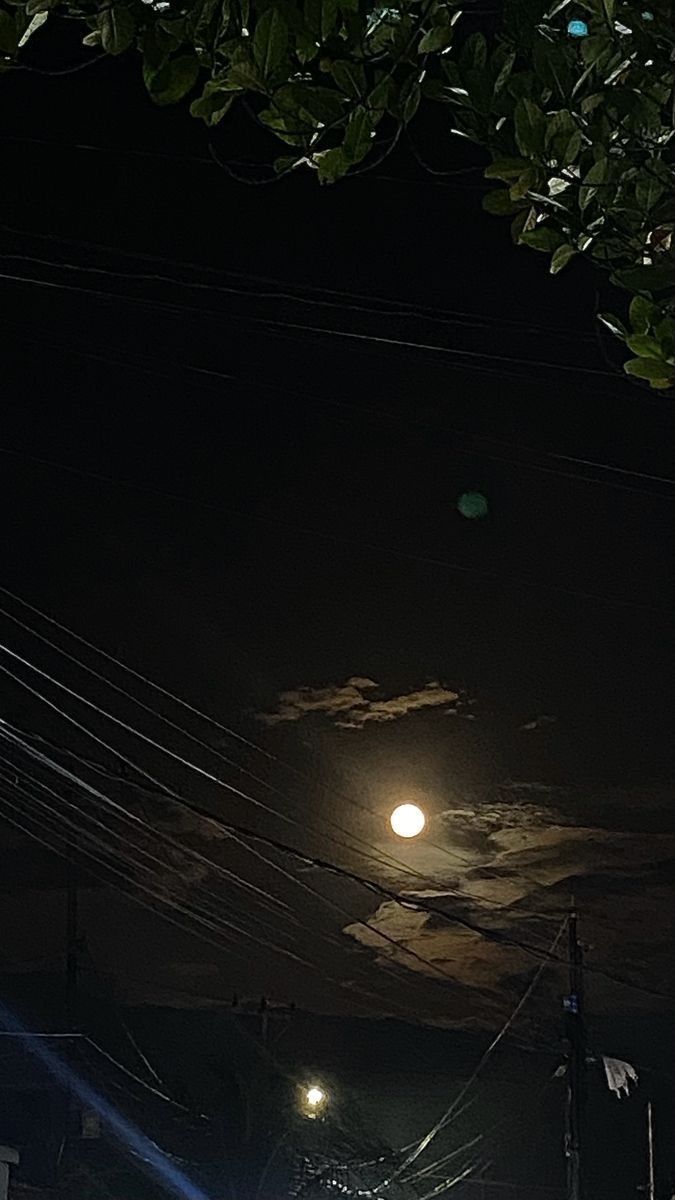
<box><xmin>602</xmin><ymin>1056</ymin><xmax>638</xmax><ymax>1098</ymax></box>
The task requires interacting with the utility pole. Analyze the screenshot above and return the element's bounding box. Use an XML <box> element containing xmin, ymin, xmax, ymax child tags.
<box><xmin>647</xmin><ymin>1103</ymin><xmax>655</xmax><ymax>1200</ymax></box>
<box><xmin>564</xmin><ymin>906</ymin><xmax>586</xmax><ymax>1200</ymax></box>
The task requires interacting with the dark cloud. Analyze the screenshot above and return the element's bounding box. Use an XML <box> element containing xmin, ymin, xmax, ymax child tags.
<box><xmin>257</xmin><ymin>678</ymin><xmax>460</xmax><ymax>729</ymax></box>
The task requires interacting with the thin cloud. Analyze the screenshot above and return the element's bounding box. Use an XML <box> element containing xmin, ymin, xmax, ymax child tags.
<box><xmin>519</xmin><ymin>714</ymin><xmax>557</xmax><ymax>731</ymax></box>
<box><xmin>257</xmin><ymin>678</ymin><xmax>460</xmax><ymax>729</ymax></box>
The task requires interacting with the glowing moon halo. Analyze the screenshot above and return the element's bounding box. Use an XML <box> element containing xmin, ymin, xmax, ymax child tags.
<box><xmin>389</xmin><ymin>803</ymin><xmax>426</xmax><ymax>839</ymax></box>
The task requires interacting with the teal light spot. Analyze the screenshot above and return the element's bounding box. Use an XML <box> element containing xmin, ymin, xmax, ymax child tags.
<box><xmin>567</xmin><ymin>17</ymin><xmax>589</xmax><ymax>35</ymax></box>
<box><xmin>457</xmin><ymin>491</ymin><xmax>489</xmax><ymax>519</ymax></box>
<box><xmin>641</xmin><ymin>9</ymin><xmax>654</xmax><ymax>18</ymax></box>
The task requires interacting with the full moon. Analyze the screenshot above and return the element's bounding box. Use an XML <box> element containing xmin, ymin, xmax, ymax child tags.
<box><xmin>390</xmin><ymin>803</ymin><xmax>426</xmax><ymax>839</ymax></box>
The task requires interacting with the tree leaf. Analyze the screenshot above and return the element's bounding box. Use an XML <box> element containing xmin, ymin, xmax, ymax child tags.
<box><xmin>654</xmin><ymin>318</ymin><xmax>675</xmax><ymax>360</ymax></box>
<box><xmin>314</xmin><ymin>146</ymin><xmax>348</xmax><ymax>184</ymax></box>
<box><xmin>343</xmin><ymin>105</ymin><xmax>373</xmax><ymax>164</ymax></box>
<box><xmin>485</xmin><ymin>157</ymin><xmax>528</xmax><ymax>181</ymax></box>
<box><xmin>510</xmin><ymin>208</ymin><xmax>530</xmax><ymax>244</ymax></box>
<box><xmin>189</xmin><ymin>79</ymin><xmax>234</xmax><ymax>124</ymax></box>
<box><xmin>482</xmin><ymin>189</ymin><xmax>521</xmax><ymax>215</ymax></box>
<box><xmin>626</xmin><ymin>334</ymin><xmax>665</xmax><ymax>359</ymax></box>
<box><xmin>402</xmin><ymin>79</ymin><xmax>421</xmax><ymax>125</ymax></box>
<box><xmin>579</xmin><ymin>157</ymin><xmax>608</xmax><ymax>211</ymax></box>
<box><xmin>612</xmin><ymin>264</ymin><xmax>674</xmax><ymax>295</ymax></box>
<box><xmin>550</xmin><ymin>243</ymin><xmax>577</xmax><ymax>274</ymax></box>
<box><xmin>24</xmin><ymin>0</ymin><xmax>55</xmax><ymax>15</ymax></box>
<box><xmin>253</xmin><ymin>7</ymin><xmax>288</xmax><ymax>78</ymax></box>
<box><xmin>226</xmin><ymin>60</ymin><xmax>266</xmax><ymax>91</ymax></box>
<box><xmin>635</xmin><ymin>171</ymin><xmax>665</xmax><ymax>213</ymax></box>
<box><xmin>460</xmin><ymin>31</ymin><xmax>487</xmax><ymax>71</ymax></box>
<box><xmin>509</xmin><ymin>166</ymin><xmax>539</xmax><ymax>200</ymax></box>
<box><xmin>629</xmin><ymin>295</ymin><xmax>657</xmax><ymax>334</ymax></box>
<box><xmin>623</xmin><ymin>356</ymin><xmax>673</xmax><ymax>383</ymax></box>
<box><xmin>146</xmin><ymin>55</ymin><xmax>200</xmax><ymax>105</ymax></box>
<box><xmin>329</xmin><ymin>59</ymin><xmax>365</xmax><ymax>99</ymax></box>
<box><xmin>492</xmin><ymin>47</ymin><xmax>515</xmax><ymax>95</ymax></box>
<box><xmin>597</xmin><ymin>312</ymin><xmax>627</xmax><ymax>340</ymax></box>
<box><xmin>418</xmin><ymin>22</ymin><xmax>453</xmax><ymax>53</ymax></box>
<box><xmin>545</xmin><ymin>110</ymin><xmax>581</xmax><ymax>166</ymax></box>
<box><xmin>18</xmin><ymin>10</ymin><xmax>47</xmax><ymax>46</ymax></box>
<box><xmin>514</xmin><ymin>98</ymin><xmax>545</xmax><ymax>157</ymax></box>
<box><xmin>305</xmin><ymin>0</ymin><xmax>338</xmax><ymax>43</ymax></box>
<box><xmin>99</xmin><ymin>5</ymin><xmax>135</xmax><ymax>55</ymax></box>
<box><xmin>519</xmin><ymin>226</ymin><xmax>565</xmax><ymax>252</ymax></box>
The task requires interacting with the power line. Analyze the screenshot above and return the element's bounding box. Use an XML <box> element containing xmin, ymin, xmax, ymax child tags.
<box><xmin>0</xmin><ymin>751</ymin><xmax>308</xmax><ymax>952</ymax></box>
<box><xmin>0</xmin><ymin>228</ymin><xmax>596</xmax><ymax>343</ymax></box>
<box><xmin>0</xmin><ymin>652</ymin><xmax>565</xmax><ymax>977</ymax></box>
<box><xmin>0</xmin><ymin>595</ymin><xmax>564</xmax><ymax>927</ymax></box>
<box><xmin>4</xmin><ymin>648</ymin><xmax>666</xmax><ymax>1002</ymax></box>
<box><xmin>0</xmin><ymin>131</ymin><xmax>490</xmax><ymax>190</ymax></box>
<box><xmin>0</xmin><ymin>646</ymin><xmax>591</xmax><ymax>970</ymax></box>
<box><xmin>0</xmin><ymin>764</ymin><xmax>312</xmax><ymax>965</ymax></box>
<box><xmin>0</xmin><ymin>599</ymin><xmax>486</xmax><ymax>899</ymax></box>
<box><xmin>2</xmin><ymin>442</ymin><xmax>672</xmax><ymax>618</ymax></box>
<box><xmin>1</xmin><ymin>301</ymin><xmax>669</xmax><ymax>497</ymax></box>
<box><xmin>0</xmin><ymin>584</ymin><xmax>665</xmax><ymax>943</ymax></box>
<box><xmin>0</xmin><ymin>771</ymin><xmax>411</xmax><ymax>1025</ymax></box>
<box><xmin>0</xmin><ymin>262</ymin><xmax>620</xmax><ymax>382</ymax></box>
<box><xmin>0</xmin><ymin>699</ymin><xmax>505</xmax><ymax>1011</ymax></box>
<box><xmin>375</xmin><ymin>923</ymin><xmax>566</xmax><ymax>1185</ymax></box>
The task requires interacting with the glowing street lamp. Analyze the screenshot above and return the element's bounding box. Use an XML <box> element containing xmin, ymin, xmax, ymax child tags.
<box><xmin>389</xmin><ymin>803</ymin><xmax>426</xmax><ymax>839</ymax></box>
<box><xmin>300</xmin><ymin>1084</ymin><xmax>328</xmax><ymax>1118</ymax></box>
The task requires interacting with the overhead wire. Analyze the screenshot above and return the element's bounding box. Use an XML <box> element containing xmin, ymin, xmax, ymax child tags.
<box><xmin>2</xmin><ymin>442</ymin><xmax>672</xmax><ymax>619</ymax></box>
<box><xmin>0</xmin><ymin>595</ymin><xmax>655</xmax><ymax>932</ymax></box>
<box><xmin>0</xmin><ymin>130</ymin><xmax>491</xmax><ymax>190</ymax></box>
<box><xmin>2</xmin><ymin>301</ymin><xmax>672</xmax><ymax>496</ymax></box>
<box><xmin>0</xmin><ymin>218</ymin><xmax>597</xmax><ymax>343</ymax></box>
<box><xmin>0</xmin><ymin>646</ymin><xmax>588</xmax><ymax>972</ymax></box>
<box><xmin>0</xmin><ymin>598</ymin><xmax>504</xmax><ymax>904</ymax></box>
<box><xmin>0</xmin><ymin>765</ymin><xmax>312</xmax><ymax>966</ymax></box>
<box><xmin>395</xmin><ymin>1047</ymin><xmax>562</xmax><ymax>1187</ymax></box>
<box><xmin>29</xmin><ymin>739</ymin><xmax>675</xmax><ymax>1005</ymax></box>
<box><xmin>0</xmin><ymin>751</ymin><xmax>311</xmax><ymax>953</ymax></box>
<box><xmin>0</xmin><ymin>679</ymin><xmax>511</xmax><ymax>1016</ymax></box>
<box><xmin>0</xmin><ymin>261</ymin><xmax>621</xmax><ymax>382</ymax></box>
<box><xmin>0</xmin><ymin>778</ymin><xmax>412</xmax><ymax>1025</ymax></box>
<box><xmin>0</xmin><ymin>233</ymin><xmax>598</xmax><ymax>346</ymax></box>
<box><xmin>0</xmin><ymin>717</ymin><xmax>297</xmax><ymax>920</ymax></box>
<box><xmin>0</xmin><ymin>730</ymin><xmax>429</xmax><ymax>1012</ymax></box>
<box><xmin>4</xmin><ymin>654</ymin><xmax>662</xmax><ymax>1005</ymax></box>
<box><xmin>373</xmin><ymin>919</ymin><xmax>567</xmax><ymax>1185</ymax></box>
<box><xmin>0</xmin><ymin>593</ymin><xmax>566</xmax><ymax>929</ymax></box>
<box><xmin>1</xmin><ymin>585</ymin><xmax>668</xmax><ymax>956</ymax></box>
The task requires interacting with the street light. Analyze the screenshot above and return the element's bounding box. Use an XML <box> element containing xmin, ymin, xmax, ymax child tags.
<box><xmin>389</xmin><ymin>803</ymin><xmax>426</xmax><ymax>839</ymax></box>
<box><xmin>299</xmin><ymin>1083</ymin><xmax>328</xmax><ymax>1119</ymax></box>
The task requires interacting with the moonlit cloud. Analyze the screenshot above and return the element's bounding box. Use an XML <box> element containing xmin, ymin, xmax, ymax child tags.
<box><xmin>519</xmin><ymin>714</ymin><xmax>557</xmax><ymax>731</ymax></box>
<box><xmin>257</xmin><ymin>678</ymin><xmax>460</xmax><ymax>728</ymax></box>
<box><xmin>343</xmin><ymin>787</ymin><xmax>675</xmax><ymax>1021</ymax></box>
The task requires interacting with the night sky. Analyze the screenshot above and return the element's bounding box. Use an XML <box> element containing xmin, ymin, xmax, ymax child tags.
<box><xmin>1</xmin><ymin>21</ymin><xmax>674</xmax><ymax>1183</ymax></box>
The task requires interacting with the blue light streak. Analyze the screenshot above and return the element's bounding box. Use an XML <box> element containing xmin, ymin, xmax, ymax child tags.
<box><xmin>0</xmin><ymin>1001</ymin><xmax>210</xmax><ymax>1200</ymax></box>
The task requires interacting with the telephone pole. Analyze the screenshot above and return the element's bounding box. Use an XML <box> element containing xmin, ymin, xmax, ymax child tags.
<box><xmin>564</xmin><ymin>907</ymin><xmax>586</xmax><ymax>1200</ymax></box>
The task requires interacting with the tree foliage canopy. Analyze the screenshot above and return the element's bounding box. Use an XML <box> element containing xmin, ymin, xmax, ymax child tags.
<box><xmin>2</xmin><ymin>0</ymin><xmax>674</xmax><ymax>388</ymax></box>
